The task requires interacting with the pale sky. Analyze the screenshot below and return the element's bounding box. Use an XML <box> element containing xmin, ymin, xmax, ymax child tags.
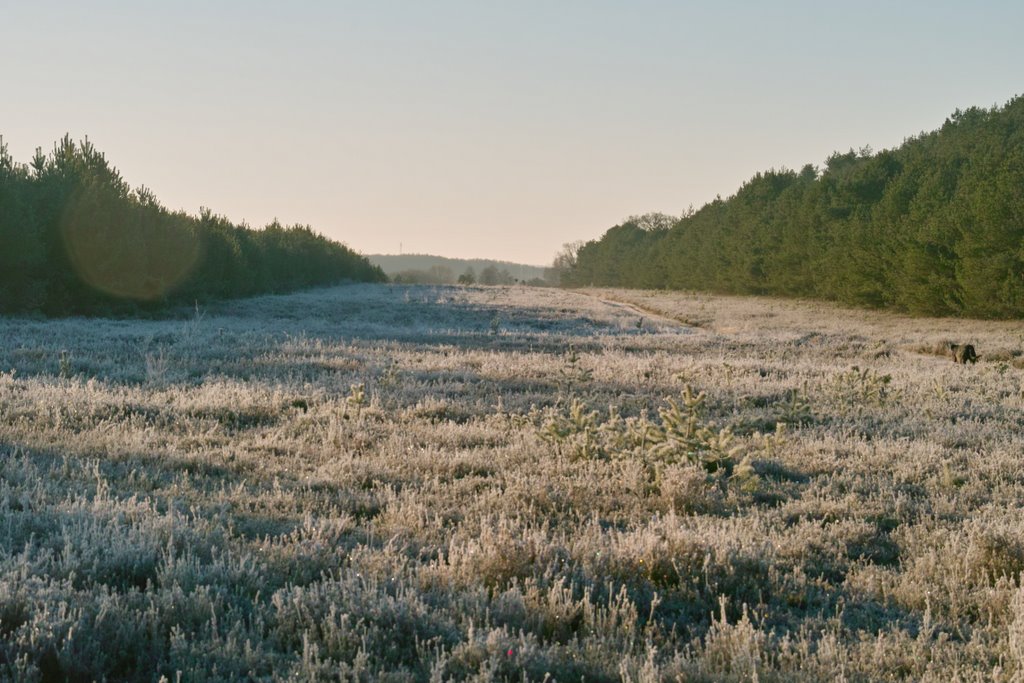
<box><xmin>3</xmin><ymin>1</ymin><xmax>1023</xmax><ymax>265</ymax></box>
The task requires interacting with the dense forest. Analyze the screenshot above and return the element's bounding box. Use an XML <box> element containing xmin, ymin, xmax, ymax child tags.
<box><xmin>564</xmin><ymin>96</ymin><xmax>1024</xmax><ymax>318</ymax></box>
<box><xmin>0</xmin><ymin>136</ymin><xmax>385</xmax><ymax>316</ymax></box>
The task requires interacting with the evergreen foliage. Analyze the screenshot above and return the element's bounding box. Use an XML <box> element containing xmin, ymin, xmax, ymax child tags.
<box><xmin>564</xmin><ymin>96</ymin><xmax>1024</xmax><ymax>318</ymax></box>
<box><xmin>0</xmin><ymin>136</ymin><xmax>385</xmax><ymax>315</ymax></box>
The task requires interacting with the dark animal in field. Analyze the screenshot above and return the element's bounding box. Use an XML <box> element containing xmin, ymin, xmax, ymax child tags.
<box><xmin>949</xmin><ymin>343</ymin><xmax>979</xmax><ymax>364</ymax></box>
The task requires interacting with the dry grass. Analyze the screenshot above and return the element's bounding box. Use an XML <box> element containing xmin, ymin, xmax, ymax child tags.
<box><xmin>2</xmin><ymin>283</ymin><xmax>1024</xmax><ymax>681</ymax></box>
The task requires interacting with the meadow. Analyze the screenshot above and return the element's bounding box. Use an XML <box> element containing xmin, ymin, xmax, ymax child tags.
<box><xmin>3</xmin><ymin>283</ymin><xmax>1024</xmax><ymax>681</ymax></box>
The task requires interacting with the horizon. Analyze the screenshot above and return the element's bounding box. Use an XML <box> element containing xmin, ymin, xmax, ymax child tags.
<box><xmin>367</xmin><ymin>251</ymin><xmax>549</xmax><ymax>268</ymax></box>
<box><xmin>5</xmin><ymin>1</ymin><xmax>1024</xmax><ymax>264</ymax></box>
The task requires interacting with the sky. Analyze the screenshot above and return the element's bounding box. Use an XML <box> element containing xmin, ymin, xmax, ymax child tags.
<box><xmin>3</xmin><ymin>1</ymin><xmax>1024</xmax><ymax>265</ymax></box>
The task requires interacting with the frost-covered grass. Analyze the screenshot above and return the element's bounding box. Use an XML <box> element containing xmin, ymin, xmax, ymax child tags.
<box><xmin>3</xmin><ymin>283</ymin><xmax>1024</xmax><ymax>681</ymax></box>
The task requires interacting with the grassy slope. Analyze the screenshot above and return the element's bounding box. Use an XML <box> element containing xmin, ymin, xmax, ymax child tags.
<box><xmin>2</xmin><ymin>283</ymin><xmax>1024</xmax><ymax>680</ymax></box>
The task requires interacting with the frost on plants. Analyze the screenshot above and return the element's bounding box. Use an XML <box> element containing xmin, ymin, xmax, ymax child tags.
<box><xmin>2</xmin><ymin>283</ymin><xmax>1024</xmax><ymax>680</ymax></box>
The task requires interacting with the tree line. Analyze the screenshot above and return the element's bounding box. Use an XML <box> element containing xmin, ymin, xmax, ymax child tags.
<box><xmin>562</xmin><ymin>95</ymin><xmax>1024</xmax><ymax>318</ymax></box>
<box><xmin>391</xmin><ymin>264</ymin><xmax>551</xmax><ymax>286</ymax></box>
<box><xmin>368</xmin><ymin>254</ymin><xmax>553</xmax><ymax>286</ymax></box>
<box><xmin>0</xmin><ymin>135</ymin><xmax>385</xmax><ymax>316</ymax></box>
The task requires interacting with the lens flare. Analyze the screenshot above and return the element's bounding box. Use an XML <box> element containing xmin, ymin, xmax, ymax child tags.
<box><xmin>61</xmin><ymin>197</ymin><xmax>201</xmax><ymax>301</ymax></box>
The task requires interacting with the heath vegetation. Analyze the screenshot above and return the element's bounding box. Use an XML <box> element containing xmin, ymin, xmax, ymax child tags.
<box><xmin>3</xmin><ymin>283</ymin><xmax>1024</xmax><ymax>680</ymax></box>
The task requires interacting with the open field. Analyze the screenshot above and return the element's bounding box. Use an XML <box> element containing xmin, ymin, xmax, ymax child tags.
<box><xmin>4</xmin><ymin>284</ymin><xmax>1024</xmax><ymax>681</ymax></box>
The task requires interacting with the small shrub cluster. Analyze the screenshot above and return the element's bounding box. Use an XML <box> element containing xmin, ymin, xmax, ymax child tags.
<box><xmin>536</xmin><ymin>387</ymin><xmax>744</xmax><ymax>475</ymax></box>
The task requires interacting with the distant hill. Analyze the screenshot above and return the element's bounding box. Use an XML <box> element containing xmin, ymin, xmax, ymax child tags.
<box><xmin>368</xmin><ymin>254</ymin><xmax>550</xmax><ymax>284</ymax></box>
